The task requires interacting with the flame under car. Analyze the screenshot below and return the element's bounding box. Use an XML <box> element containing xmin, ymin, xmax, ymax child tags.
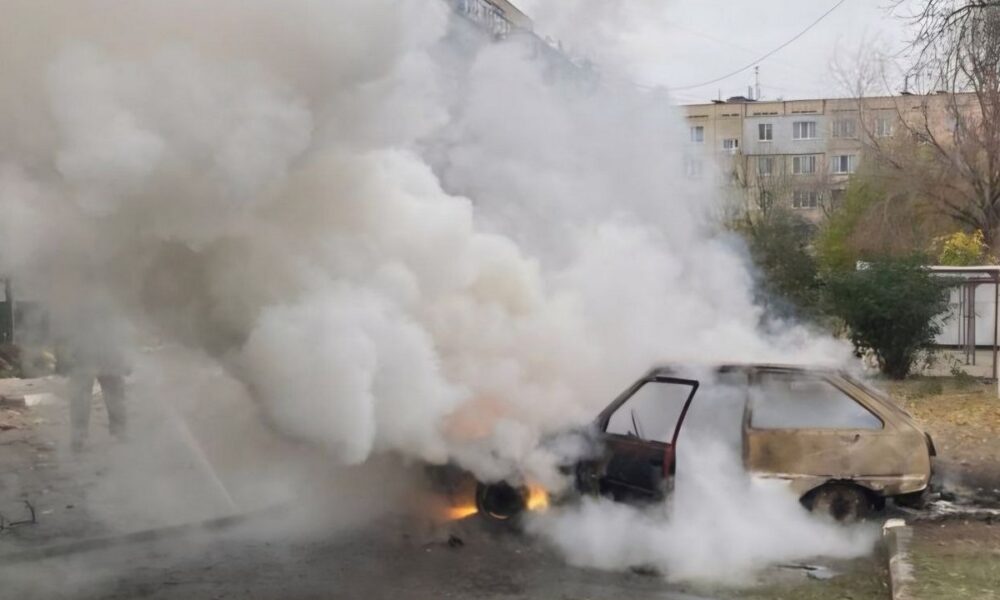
<box><xmin>468</xmin><ymin>364</ymin><xmax>935</xmax><ymax>523</ymax></box>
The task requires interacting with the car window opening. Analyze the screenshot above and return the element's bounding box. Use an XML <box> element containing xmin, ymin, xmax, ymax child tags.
<box><xmin>749</xmin><ymin>372</ymin><xmax>883</xmax><ymax>430</ymax></box>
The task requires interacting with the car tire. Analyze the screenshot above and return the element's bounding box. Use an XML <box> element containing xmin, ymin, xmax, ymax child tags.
<box><xmin>893</xmin><ymin>487</ymin><xmax>930</xmax><ymax>509</ymax></box>
<box><xmin>803</xmin><ymin>483</ymin><xmax>874</xmax><ymax>523</ymax></box>
<box><xmin>475</xmin><ymin>481</ymin><xmax>527</xmax><ymax>524</ymax></box>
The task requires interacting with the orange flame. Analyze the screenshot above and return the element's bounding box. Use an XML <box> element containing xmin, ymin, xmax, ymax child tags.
<box><xmin>446</xmin><ymin>504</ymin><xmax>479</xmax><ymax>520</ymax></box>
<box><xmin>443</xmin><ymin>484</ymin><xmax>550</xmax><ymax>521</ymax></box>
<box><xmin>526</xmin><ymin>485</ymin><xmax>549</xmax><ymax>511</ymax></box>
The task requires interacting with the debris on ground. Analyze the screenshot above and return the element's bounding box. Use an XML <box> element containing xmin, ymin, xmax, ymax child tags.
<box><xmin>778</xmin><ymin>563</ymin><xmax>838</xmax><ymax>581</ymax></box>
<box><xmin>0</xmin><ymin>395</ymin><xmax>27</xmax><ymax>408</ymax></box>
<box><xmin>0</xmin><ymin>500</ymin><xmax>38</xmax><ymax>533</ymax></box>
<box><xmin>0</xmin><ymin>408</ymin><xmax>26</xmax><ymax>431</ymax></box>
<box><xmin>921</xmin><ymin>500</ymin><xmax>1000</xmax><ymax>522</ymax></box>
<box><xmin>629</xmin><ymin>564</ymin><xmax>661</xmax><ymax>577</ymax></box>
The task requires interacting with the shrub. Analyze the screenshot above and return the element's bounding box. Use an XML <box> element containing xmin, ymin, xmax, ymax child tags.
<box><xmin>936</xmin><ymin>230</ymin><xmax>992</xmax><ymax>266</ymax></box>
<box><xmin>735</xmin><ymin>208</ymin><xmax>821</xmax><ymax>319</ymax></box>
<box><xmin>825</xmin><ymin>256</ymin><xmax>951</xmax><ymax>379</ymax></box>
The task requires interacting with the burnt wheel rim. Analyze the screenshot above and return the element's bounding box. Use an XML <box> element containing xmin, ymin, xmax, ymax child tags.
<box><xmin>476</xmin><ymin>482</ymin><xmax>527</xmax><ymax>521</ymax></box>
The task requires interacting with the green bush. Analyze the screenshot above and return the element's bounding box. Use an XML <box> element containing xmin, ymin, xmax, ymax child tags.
<box><xmin>815</xmin><ymin>179</ymin><xmax>880</xmax><ymax>273</ymax></box>
<box><xmin>735</xmin><ymin>208</ymin><xmax>821</xmax><ymax>319</ymax></box>
<box><xmin>825</xmin><ymin>256</ymin><xmax>951</xmax><ymax>379</ymax></box>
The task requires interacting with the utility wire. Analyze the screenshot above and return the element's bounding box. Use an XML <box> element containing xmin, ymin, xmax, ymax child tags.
<box><xmin>668</xmin><ymin>0</ymin><xmax>848</xmax><ymax>91</ymax></box>
<box><xmin>660</xmin><ymin>19</ymin><xmax>818</xmax><ymax>78</ymax></box>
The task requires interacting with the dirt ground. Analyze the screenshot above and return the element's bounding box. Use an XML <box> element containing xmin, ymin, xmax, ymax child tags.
<box><xmin>890</xmin><ymin>377</ymin><xmax>1000</xmax><ymax>502</ymax></box>
<box><xmin>887</xmin><ymin>377</ymin><xmax>1000</xmax><ymax>599</ymax></box>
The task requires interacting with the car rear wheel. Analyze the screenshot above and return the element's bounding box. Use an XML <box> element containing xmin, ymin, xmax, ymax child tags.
<box><xmin>803</xmin><ymin>483</ymin><xmax>874</xmax><ymax>523</ymax></box>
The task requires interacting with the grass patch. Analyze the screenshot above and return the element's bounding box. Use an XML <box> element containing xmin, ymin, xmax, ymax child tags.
<box><xmin>911</xmin><ymin>523</ymin><xmax>1000</xmax><ymax>600</ymax></box>
<box><xmin>704</xmin><ymin>557</ymin><xmax>889</xmax><ymax>600</ymax></box>
<box><xmin>895</xmin><ymin>385</ymin><xmax>1000</xmax><ymax>436</ymax></box>
<box><xmin>911</xmin><ymin>377</ymin><xmax>944</xmax><ymax>398</ymax></box>
<box><xmin>890</xmin><ymin>375</ymin><xmax>991</xmax><ymax>399</ymax></box>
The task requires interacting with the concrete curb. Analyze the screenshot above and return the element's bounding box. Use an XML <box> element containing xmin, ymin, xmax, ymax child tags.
<box><xmin>883</xmin><ymin>519</ymin><xmax>915</xmax><ymax>600</ymax></box>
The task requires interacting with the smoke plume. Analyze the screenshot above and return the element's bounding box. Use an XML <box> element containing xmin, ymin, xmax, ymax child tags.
<box><xmin>0</xmin><ymin>0</ymin><xmax>865</xmax><ymax>584</ymax></box>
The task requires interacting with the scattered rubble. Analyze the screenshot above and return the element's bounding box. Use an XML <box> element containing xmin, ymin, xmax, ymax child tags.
<box><xmin>920</xmin><ymin>499</ymin><xmax>1000</xmax><ymax>522</ymax></box>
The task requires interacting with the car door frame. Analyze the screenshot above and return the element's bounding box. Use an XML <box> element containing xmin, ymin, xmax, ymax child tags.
<box><xmin>593</xmin><ymin>373</ymin><xmax>699</xmax><ymax>499</ymax></box>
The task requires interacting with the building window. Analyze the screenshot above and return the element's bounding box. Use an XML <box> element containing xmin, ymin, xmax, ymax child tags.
<box><xmin>722</xmin><ymin>138</ymin><xmax>739</xmax><ymax>151</ymax></box>
<box><xmin>792</xmin><ymin>190</ymin><xmax>820</xmax><ymax>209</ymax></box>
<box><xmin>875</xmin><ymin>116</ymin><xmax>893</xmax><ymax>137</ymax></box>
<box><xmin>792</xmin><ymin>121</ymin><xmax>818</xmax><ymax>140</ymax></box>
<box><xmin>690</xmin><ymin>126</ymin><xmax>705</xmax><ymax>143</ymax></box>
<box><xmin>832</xmin><ymin>119</ymin><xmax>857</xmax><ymax>138</ymax></box>
<box><xmin>757</xmin><ymin>156</ymin><xmax>775</xmax><ymax>176</ymax></box>
<box><xmin>792</xmin><ymin>155</ymin><xmax>817</xmax><ymax>174</ymax></box>
<box><xmin>684</xmin><ymin>156</ymin><xmax>703</xmax><ymax>178</ymax></box>
<box><xmin>831</xmin><ymin>154</ymin><xmax>856</xmax><ymax>174</ymax></box>
<box><xmin>758</xmin><ymin>123</ymin><xmax>773</xmax><ymax>141</ymax></box>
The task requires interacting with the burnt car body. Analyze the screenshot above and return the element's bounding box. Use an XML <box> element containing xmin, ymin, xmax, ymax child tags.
<box><xmin>471</xmin><ymin>363</ymin><xmax>935</xmax><ymax>522</ymax></box>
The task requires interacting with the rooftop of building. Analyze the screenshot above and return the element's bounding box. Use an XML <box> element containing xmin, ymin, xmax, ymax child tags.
<box><xmin>680</xmin><ymin>90</ymin><xmax>975</xmax><ymax>108</ymax></box>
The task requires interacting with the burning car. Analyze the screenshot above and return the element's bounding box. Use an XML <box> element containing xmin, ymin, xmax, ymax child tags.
<box><xmin>460</xmin><ymin>364</ymin><xmax>935</xmax><ymax>523</ymax></box>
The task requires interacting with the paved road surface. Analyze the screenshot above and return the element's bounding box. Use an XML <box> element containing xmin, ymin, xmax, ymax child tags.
<box><xmin>0</xmin><ymin>376</ymin><xmax>718</xmax><ymax>600</ymax></box>
<box><xmin>1</xmin><ymin>512</ymin><xmax>720</xmax><ymax>600</ymax></box>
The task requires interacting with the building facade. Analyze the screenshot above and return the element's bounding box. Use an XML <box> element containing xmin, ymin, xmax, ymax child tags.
<box><xmin>445</xmin><ymin>0</ymin><xmax>596</xmax><ymax>88</ymax></box>
<box><xmin>681</xmin><ymin>93</ymin><xmax>973</xmax><ymax>219</ymax></box>
<box><xmin>449</xmin><ymin>0</ymin><xmax>533</xmax><ymax>38</ymax></box>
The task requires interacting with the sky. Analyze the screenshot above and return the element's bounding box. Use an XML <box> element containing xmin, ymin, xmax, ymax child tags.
<box><xmin>517</xmin><ymin>0</ymin><xmax>922</xmax><ymax>104</ymax></box>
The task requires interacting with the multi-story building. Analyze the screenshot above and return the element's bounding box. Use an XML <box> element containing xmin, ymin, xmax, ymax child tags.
<box><xmin>681</xmin><ymin>93</ymin><xmax>974</xmax><ymax>220</ymax></box>
<box><xmin>449</xmin><ymin>0</ymin><xmax>533</xmax><ymax>38</ymax></box>
<box><xmin>445</xmin><ymin>0</ymin><xmax>596</xmax><ymax>88</ymax></box>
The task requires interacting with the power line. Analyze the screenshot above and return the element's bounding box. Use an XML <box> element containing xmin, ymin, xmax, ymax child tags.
<box><xmin>660</xmin><ymin>19</ymin><xmax>818</xmax><ymax>78</ymax></box>
<box><xmin>667</xmin><ymin>0</ymin><xmax>848</xmax><ymax>92</ymax></box>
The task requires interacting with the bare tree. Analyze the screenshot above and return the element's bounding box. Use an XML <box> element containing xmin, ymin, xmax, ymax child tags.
<box><xmin>897</xmin><ymin>0</ymin><xmax>1000</xmax><ymax>69</ymax></box>
<box><xmin>723</xmin><ymin>150</ymin><xmax>834</xmax><ymax>235</ymax></box>
<box><xmin>874</xmin><ymin>1</ymin><xmax>1000</xmax><ymax>248</ymax></box>
<box><xmin>721</xmin><ymin>153</ymin><xmax>823</xmax><ymax>317</ymax></box>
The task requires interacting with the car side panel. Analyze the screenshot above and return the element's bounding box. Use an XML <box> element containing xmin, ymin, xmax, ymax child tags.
<box><xmin>743</xmin><ymin>370</ymin><xmax>932</xmax><ymax>497</ymax></box>
<box><xmin>744</xmin><ymin>428</ymin><xmax>931</xmax><ymax>496</ymax></box>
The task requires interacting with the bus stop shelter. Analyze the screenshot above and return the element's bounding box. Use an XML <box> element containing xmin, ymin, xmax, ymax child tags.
<box><xmin>928</xmin><ymin>265</ymin><xmax>1000</xmax><ymax>383</ymax></box>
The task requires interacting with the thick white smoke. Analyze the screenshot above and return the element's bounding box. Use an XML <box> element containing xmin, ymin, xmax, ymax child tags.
<box><xmin>0</xmin><ymin>0</ymin><xmax>863</xmax><ymax>583</ymax></box>
<box><xmin>527</xmin><ymin>374</ymin><xmax>877</xmax><ymax>583</ymax></box>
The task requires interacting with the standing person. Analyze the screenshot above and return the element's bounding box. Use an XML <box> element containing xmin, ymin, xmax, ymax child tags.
<box><xmin>65</xmin><ymin>353</ymin><xmax>128</xmax><ymax>452</ymax></box>
<box><xmin>54</xmin><ymin>304</ymin><xmax>132</xmax><ymax>452</ymax></box>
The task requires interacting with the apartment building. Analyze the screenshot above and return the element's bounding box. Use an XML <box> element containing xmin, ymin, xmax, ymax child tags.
<box><xmin>446</xmin><ymin>0</ymin><xmax>596</xmax><ymax>87</ymax></box>
<box><xmin>449</xmin><ymin>0</ymin><xmax>533</xmax><ymax>38</ymax></box>
<box><xmin>682</xmin><ymin>93</ymin><xmax>973</xmax><ymax>219</ymax></box>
